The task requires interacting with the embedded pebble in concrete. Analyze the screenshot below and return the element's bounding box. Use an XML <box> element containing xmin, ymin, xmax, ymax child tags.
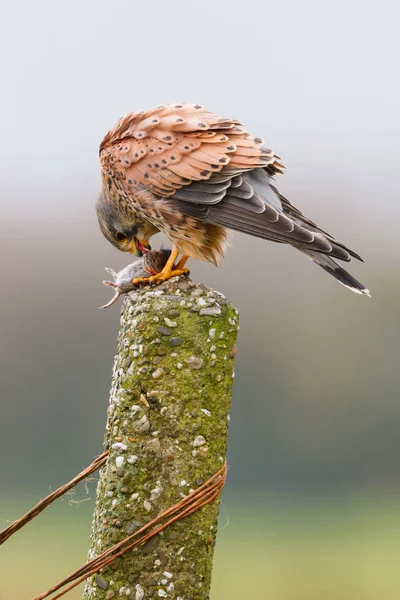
<box><xmin>191</xmin><ymin>288</ymin><xmax>204</xmax><ymax>297</ymax></box>
<box><xmin>163</xmin><ymin>571</ymin><xmax>173</xmax><ymax>579</ymax></box>
<box><xmin>193</xmin><ymin>435</ymin><xmax>206</xmax><ymax>447</ymax></box>
<box><xmin>142</xmin><ymin>535</ymin><xmax>160</xmax><ymax>554</ymax></box>
<box><xmin>112</xmin><ymin>442</ymin><xmax>128</xmax><ymax>453</ymax></box>
<box><xmin>135</xmin><ymin>585</ymin><xmax>144</xmax><ymax>600</ymax></box>
<box><xmin>135</xmin><ymin>415</ymin><xmax>150</xmax><ymax>432</ymax></box>
<box><xmin>200</xmin><ymin>306</ymin><xmax>222</xmax><ymax>317</ymax></box>
<box><xmin>152</xmin><ymin>367</ymin><xmax>165</xmax><ymax>379</ymax></box>
<box><xmin>150</xmin><ymin>485</ymin><xmax>162</xmax><ymax>500</ymax></box>
<box><xmin>196</xmin><ymin>297</ymin><xmax>208</xmax><ymax>307</ymax></box>
<box><xmin>186</xmin><ymin>356</ymin><xmax>204</xmax><ymax>370</ymax></box>
<box><xmin>115</xmin><ymin>456</ymin><xmax>125</xmax><ymax>469</ymax></box>
<box><xmin>95</xmin><ymin>575</ymin><xmax>108</xmax><ymax>590</ymax></box>
<box><xmin>157</xmin><ymin>326</ymin><xmax>172</xmax><ymax>336</ymax></box>
<box><xmin>163</xmin><ymin>317</ymin><xmax>177</xmax><ymax>328</ymax></box>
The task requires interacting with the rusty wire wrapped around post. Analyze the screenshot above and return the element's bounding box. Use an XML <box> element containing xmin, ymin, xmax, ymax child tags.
<box><xmin>82</xmin><ymin>275</ymin><xmax>239</xmax><ymax>600</ymax></box>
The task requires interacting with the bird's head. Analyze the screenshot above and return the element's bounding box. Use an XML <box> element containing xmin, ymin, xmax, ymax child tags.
<box><xmin>96</xmin><ymin>191</ymin><xmax>158</xmax><ymax>256</ymax></box>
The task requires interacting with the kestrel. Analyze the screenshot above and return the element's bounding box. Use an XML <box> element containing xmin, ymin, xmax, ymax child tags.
<box><xmin>97</xmin><ymin>103</ymin><xmax>369</xmax><ymax>295</ymax></box>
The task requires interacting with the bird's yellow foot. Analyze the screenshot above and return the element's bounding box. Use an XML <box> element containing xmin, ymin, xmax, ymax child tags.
<box><xmin>132</xmin><ymin>248</ymin><xmax>189</xmax><ymax>286</ymax></box>
<box><xmin>132</xmin><ymin>268</ymin><xmax>190</xmax><ymax>287</ymax></box>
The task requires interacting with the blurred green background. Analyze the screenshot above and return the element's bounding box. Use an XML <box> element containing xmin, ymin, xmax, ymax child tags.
<box><xmin>1</xmin><ymin>0</ymin><xmax>400</xmax><ymax>598</ymax></box>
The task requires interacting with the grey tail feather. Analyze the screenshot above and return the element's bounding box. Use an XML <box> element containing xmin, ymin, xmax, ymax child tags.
<box><xmin>300</xmin><ymin>249</ymin><xmax>370</xmax><ymax>297</ymax></box>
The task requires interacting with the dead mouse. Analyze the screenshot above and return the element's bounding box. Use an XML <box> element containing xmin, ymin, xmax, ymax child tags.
<box><xmin>99</xmin><ymin>248</ymin><xmax>172</xmax><ymax>309</ymax></box>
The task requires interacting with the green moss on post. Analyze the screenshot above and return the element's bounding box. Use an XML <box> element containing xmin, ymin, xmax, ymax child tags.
<box><xmin>83</xmin><ymin>276</ymin><xmax>238</xmax><ymax>600</ymax></box>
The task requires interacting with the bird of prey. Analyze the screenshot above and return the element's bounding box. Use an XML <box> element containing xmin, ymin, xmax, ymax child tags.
<box><xmin>97</xmin><ymin>103</ymin><xmax>369</xmax><ymax>295</ymax></box>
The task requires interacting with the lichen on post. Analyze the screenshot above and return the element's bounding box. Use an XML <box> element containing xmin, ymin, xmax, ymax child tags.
<box><xmin>83</xmin><ymin>275</ymin><xmax>239</xmax><ymax>600</ymax></box>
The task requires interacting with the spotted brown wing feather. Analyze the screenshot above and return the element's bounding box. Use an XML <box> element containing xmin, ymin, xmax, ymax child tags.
<box><xmin>99</xmin><ymin>103</ymin><xmax>283</xmax><ymax>197</ymax></box>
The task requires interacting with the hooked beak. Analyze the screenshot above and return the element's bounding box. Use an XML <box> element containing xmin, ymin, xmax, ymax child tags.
<box><xmin>132</xmin><ymin>238</ymin><xmax>151</xmax><ymax>257</ymax></box>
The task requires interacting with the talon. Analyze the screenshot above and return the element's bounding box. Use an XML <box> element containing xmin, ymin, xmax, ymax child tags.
<box><xmin>131</xmin><ymin>248</ymin><xmax>190</xmax><ymax>287</ymax></box>
<box><xmin>132</xmin><ymin>268</ymin><xmax>189</xmax><ymax>287</ymax></box>
<box><xmin>132</xmin><ymin>276</ymin><xmax>152</xmax><ymax>286</ymax></box>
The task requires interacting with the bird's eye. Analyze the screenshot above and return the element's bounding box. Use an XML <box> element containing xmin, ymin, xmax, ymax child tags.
<box><xmin>115</xmin><ymin>232</ymin><xmax>127</xmax><ymax>242</ymax></box>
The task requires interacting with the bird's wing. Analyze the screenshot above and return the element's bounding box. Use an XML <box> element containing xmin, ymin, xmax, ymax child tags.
<box><xmin>99</xmin><ymin>103</ymin><xmax>283</xmax><ymax>196</ymax></box>
<box><xmin>170</xmin><ymin>168</ymin><xmax>362</xmax><ymax>262</ymax></box>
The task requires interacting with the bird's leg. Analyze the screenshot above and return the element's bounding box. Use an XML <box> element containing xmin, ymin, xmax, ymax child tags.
<box><xmin>132</xmin><ymin>247</ymin><xmax>190</xmax><ymax>286</ymax></box>
<box><xmin>175</xmin><ymin>255</ymin><xmax>189</xmax><ymax>270</ymax></box>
